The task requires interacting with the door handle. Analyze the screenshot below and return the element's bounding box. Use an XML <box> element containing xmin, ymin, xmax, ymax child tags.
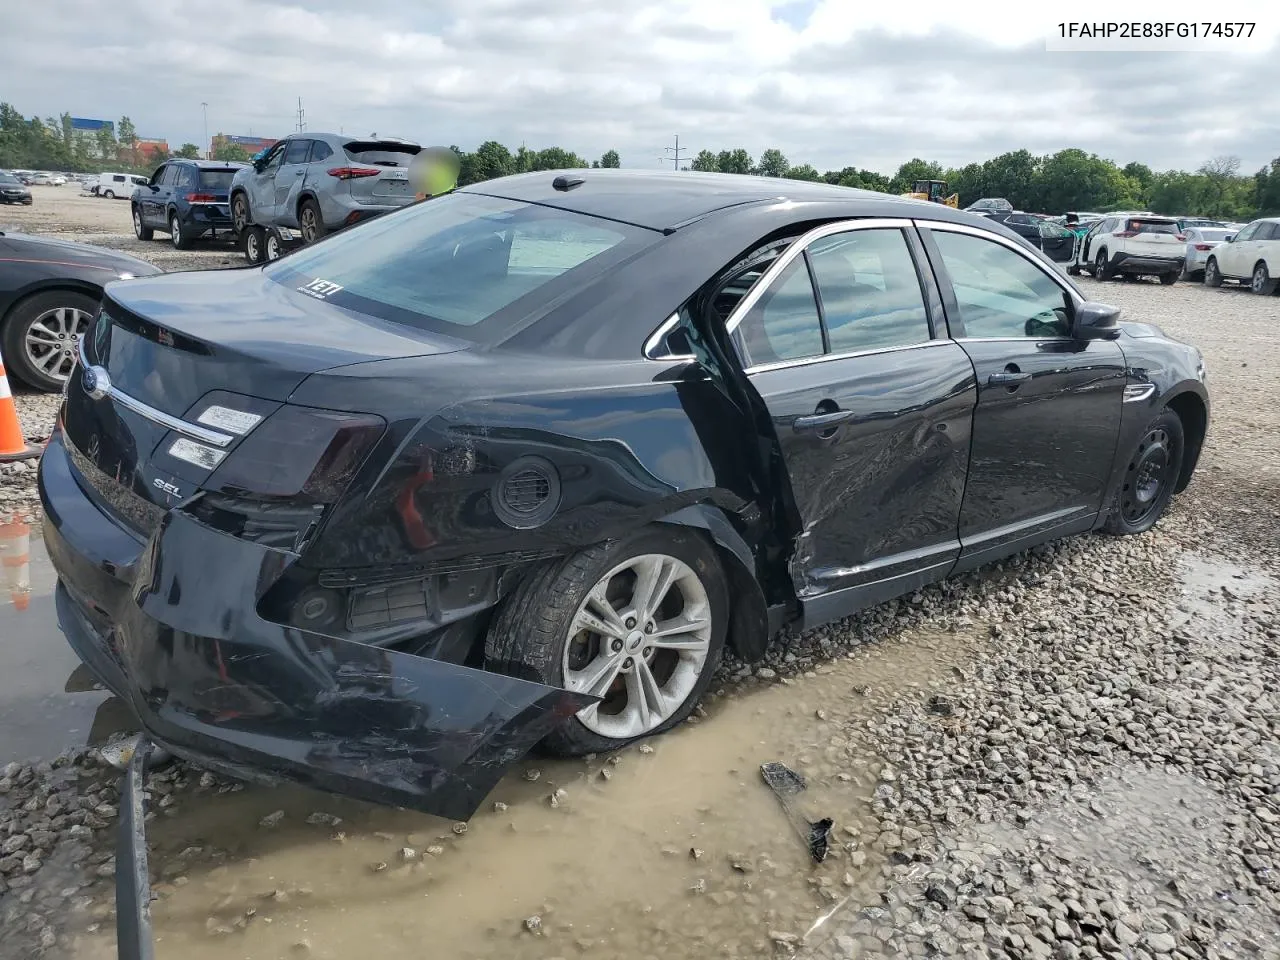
<box><xmin>987</xmin><ymin>368</ymin><xmax>1031</xmax><ymax>387</ymax></box>
<box><xmin>793</xmin><ymin>409</ymin><xmax>855</xmax><ymax>432</ymax></box>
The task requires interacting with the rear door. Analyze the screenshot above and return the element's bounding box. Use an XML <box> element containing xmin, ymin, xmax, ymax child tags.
<box><xmin>727</xmin><ymin>219</ymin><xmax>977</xmax><ymax>626</ymax></box>
<box><xmin>1036</xmin><ymin>222</ymin><xmax>1075</xmax><ymax>262</ymax></box>
<box><xmin>919</xmin><ymin>223</ymin><xmax>1125</xmax><ymax>568</ymax></box>
<box><xmin>275</xmin><ymin>138</ymin><xmax>313</xmax><ymax>225</ymax></box>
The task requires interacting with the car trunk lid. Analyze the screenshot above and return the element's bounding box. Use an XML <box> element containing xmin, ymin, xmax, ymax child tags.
<box><xmin>340</xmin><ymin>139</ymin><xmax>420</xmax><ymax>205</ymax></box>
<box><xmin>1122</xmin><ymin>218</ymin><xmax>1183</xmax><ymax>256</ymax></box>
<box><xmin>60</xmin><ymin>268</ymin><xmax>463</xmax><ymax>537</ymax></box>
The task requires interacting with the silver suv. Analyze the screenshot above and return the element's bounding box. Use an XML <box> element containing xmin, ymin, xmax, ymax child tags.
<box><xmin>229</xmin><ymin>133</ymin><xmax>421</xmax><ymax>243</ymax></box>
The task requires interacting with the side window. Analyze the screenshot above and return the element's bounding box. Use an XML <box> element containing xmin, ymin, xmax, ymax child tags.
<box><xmin>262</xmin><ymin>145</ymin><xmax>285</xmax><ymax>172</ymax></box>
<box><xmin>178</xmin><ymin>166</ymin><xmax>197</xmax><ymax>189</ymax></box>
<box><xmin>931</xmin><ymin>231</ymin><xmax>1071</xmax><ymax>339</ymax></box>
<box><xmin>734</xmin><ymin>257</ymin><xmax>824</xmax><ymax>367</ymax></box>
<box><xmin>1233</xmin><ymin>222</ymin><xmax>1258</xmax><ymax>242</ymax></box>
<box><xmin>284</xmin><ymin>139</ymin><xmax>312</xmax><ymax>165</ymax></box>
<box><xmin>309</xmin><ymin>140</ymin><xmax>333</xmax><ymax>162</ymax></box>
<box><xmin>806</xmin><ymin>229</ymin><xmax>931</xmax><ymax>354</ymax></box>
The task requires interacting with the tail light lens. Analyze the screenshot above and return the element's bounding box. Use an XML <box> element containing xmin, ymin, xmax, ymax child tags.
<box><xmin>327</xmin><ymin>167</ymin><xmax>381</xmax><ymax>180</ymax></box>
<box><xmin>186</xmin><ymin>193</ymin><xmax>218</xmax><ymax>202</ymax></box>
<box><xmin>1194</xmin><ymin>243</ymin><xmax>1212</xmax><ymax>251</ymax></box>
<box><xmin>206</xmin><ymin>405</ymin><xmax>385</xmax><ymax>504</ymax></box>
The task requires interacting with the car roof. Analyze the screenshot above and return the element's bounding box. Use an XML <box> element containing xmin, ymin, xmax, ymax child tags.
<box><xmin>173</xmin><ymin>159</ymin><xmax>248</xmax><ymax>168</ymax></box>
<box><xmin>463</xmin><ymin>169</ymin><xmax>972</xmax><ymax>232</ymax></box>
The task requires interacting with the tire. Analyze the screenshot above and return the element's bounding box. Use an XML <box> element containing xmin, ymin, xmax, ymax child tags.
<box><xmin>230</xmin><ymin>192</ymin><xmax>250</xmax><ymax>236</ymax></box>
<box><xmin>103</xmin><ymin>189</ymin><xmax>115</xmax><ymax>200</ymax></box>
<box><xmin>1204</xmin><ymin>257</ymin><xmax>1223</xmax><ymax>287</ymax></box>
<box><xmin>169</xmin><ymin>212</ymin><xmax>193</xmax><ymax>250</ymax></box>
<box><xmin>131</xmin><ymin>205</ymin><xmax>153</xmax><ymax>241</ymax></box>
<box><xmin>1102</xmin><ymin>409</ymin><xmax>1185</xmax><ymax>536</ymax></box>
<box><xmin>485</xmin><ymin>526</ymin><xmax>729</xmax><ymax>755</ymax></box>
<box><xmin>1</xmin><ymin>290</ymin><xmax>99</xmax><ymax>392</ymax></box>
<box><xmin>1159</xmin><ymin>272</ymin><xmax>1178</xmax><ymax>286</ymax></box>
<box><xmin>1251</xmin><ymin>262</ymin><xmax>1278</xmax><ymax>296</ymax></box>
<box><xmin>265</xmin><ymin>232</ymin><xmax>282</xmax><ymax>261</ymax></box>
<box><xmin>1094</xmin><ymin>249</ymin><xmax>1113</xmax><ymax>280</ymax></box>
<box><xmin>298</xmin><ymin>198</ymin><xmax>326</xmax><ymax>244</ymax></box>
<box><xmin>243</xmin><ymin>226</ymin><xmax>265</xmax><ymax>265</ymax></box>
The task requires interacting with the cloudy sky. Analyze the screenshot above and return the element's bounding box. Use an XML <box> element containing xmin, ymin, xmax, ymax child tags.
<box><xmin>3</xmin><ymin>0</ymin><xmax>1277</xmax><ymax>175</ymax></box>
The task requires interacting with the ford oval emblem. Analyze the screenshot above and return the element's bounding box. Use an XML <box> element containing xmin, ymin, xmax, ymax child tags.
<box><xmin>83</xmin><ymin>365</ymin><xmax>112</xmax><ymax>401</ymax></box>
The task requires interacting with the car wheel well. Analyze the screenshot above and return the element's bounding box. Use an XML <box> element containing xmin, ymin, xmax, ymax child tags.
<box><xmin>297</xmin><ymin>192</ymin><xmax>318</xmax><ymax>216</ymax></box>
<box><xmin>1166</xmin><ymin>391</ymin><xmax>1206</xmax><ymax>493</ymax></box>
<box><xmin>1</xmin><ymin>282</ymin><xmax>103</xmax><ymax>333</ymax></box>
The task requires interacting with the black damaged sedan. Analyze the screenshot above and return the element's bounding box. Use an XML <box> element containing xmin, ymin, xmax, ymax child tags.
<box><xmin>40</xmin><ymin>170</ymin><xmax>1208</xmax><ymax>820</ymax></box>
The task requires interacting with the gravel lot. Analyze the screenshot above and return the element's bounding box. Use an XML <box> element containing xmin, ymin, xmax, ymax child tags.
<box><xmin>1</xmin><ymin>194</ymin><xmax>1277</xmax><ymax>960</ymax></box>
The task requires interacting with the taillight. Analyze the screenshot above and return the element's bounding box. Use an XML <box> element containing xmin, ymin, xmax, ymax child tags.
<box><xmin>326</xmin><ymin>167</ymin><xmax>380</xmax><ymax>180</ymax></box>
<box><xmin>1194</xmin><ymin>243</ymin><xmax>1212</xmax><ymax>251</ymax></box>
<box><xmin>186</xmin><ymin>193</ymin><xmax>218</xmax><ymax>203</ymax></box>
<box><xmin>1114</xmin><ymin>231</ymin><xmax>1138</xmax><ymax>238</ymax></box>
<box><xmin>205</xmin><ymin>406</ymin><xmax>385</xmax><ymax>504</ymax></box>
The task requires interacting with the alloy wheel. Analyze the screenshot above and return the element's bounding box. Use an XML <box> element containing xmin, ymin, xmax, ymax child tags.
<box><xmin>300</xmin><ymin>209</ymin><xmax>317</xmax><ymax>243</ymax></box>
<box><xmin>232</xmin><ymin>197</ymin><xmax>247</xmax><ymax>233</ymax></box>
<box><xmin>170</xmin><ymin>216</ymin><xmax>182</xmax><ymax>248</ymax></box>
<box><xmin>24</xmin><ymin>305</ymin><xmax>92</xmax><ymax>383</ymax></box>
<box><xmin>562</xmin><ymin>553</ymin><xmax>713</xmax><ymax>739</ymax></box>
<box><xmin>132</xmin><ymin>208</ymin><xmax>142</xmax><ymax>237</ymax></box>
<box><xmin>1119</xmin><ymin>426</ymin><xmax>1174</xmax><ymax>526</ymax></box>
<box><xmin>1253</xmin><ymin>264</ymin><xmax>1269</xmax><ymax>294</ymax></box>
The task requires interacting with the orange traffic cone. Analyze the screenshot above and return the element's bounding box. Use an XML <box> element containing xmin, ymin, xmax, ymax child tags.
<box><xmin>0</xmin><ymin>346</ymin><xmax>40</xmax><ymax>462</ymax></box>
<box><xmin>0</xmin><ymin>519</ymin><xmax>31</xmax><ymax>611</ymax></box>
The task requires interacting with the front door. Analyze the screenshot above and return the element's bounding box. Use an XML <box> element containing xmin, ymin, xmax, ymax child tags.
<box><xmin>920</xmin><ymin>224</ymin><xmax>1125</xmax><ymax>569</ymax></box>
<box><xmin>275</xmin><ymin>138</ymin><xmax>313</xmax><ymax>226</ymax></box>
<box><xmin>1218</xmin><ymin>220</ymin><xmax>1260</xmax><ymax>278</ymax></box>
<box><xmin>247</xmin><ymin>142</ymin><xmax>286</xmax><ymax>221</ymax></box>
<box><xmin>141</xmin><ymin>165</ymin><xmax>167</xmax><ymax>225</ymax></box>
<box><xmin>729</xmin><ymin>220</ymin><xmax>978</xmax><ymax>627</ymax></box>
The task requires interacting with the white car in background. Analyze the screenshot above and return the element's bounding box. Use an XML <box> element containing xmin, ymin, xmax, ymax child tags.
<box><xmin>1204</xmin><ymin>217</ymin><xmax>1280</xmax><ymax>295</ymax></box>
<box><xmin>1069</xmin><ymin>213</ymin><xmax>1185</xmax><ymax>284</ymax></box>
<box><xmin>1181</xmin><ymin>226</ymin><xmax>1236</xmax><ymax>281</ymax></box>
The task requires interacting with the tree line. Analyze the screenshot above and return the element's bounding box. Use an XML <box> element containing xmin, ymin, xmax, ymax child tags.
<box><xmin>3</xmin><ymin>100</ymin><xmax>1276</xmax><ymax>217</ymax></box>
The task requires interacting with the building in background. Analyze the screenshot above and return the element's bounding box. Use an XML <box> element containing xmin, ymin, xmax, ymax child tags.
<box><xmin>69</xmin><ymin>117</ymin><xmax>115</xmax><ymax>149</ymax></box>
<box><xmin>127</xmin><ymin>138</ymin><xmax>170</xmax><ymax>163</ymax></box>
<box><xmin>211</xmin><ymin>133</ymin><xmax>278</xmax><ymax>157</ymax></box>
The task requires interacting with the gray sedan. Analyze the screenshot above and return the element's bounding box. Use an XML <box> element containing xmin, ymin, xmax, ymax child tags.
<box><xmin>1181</xmin><ymin>226</ymin><xmax>1235</xmax><ymax>281</ymax></box>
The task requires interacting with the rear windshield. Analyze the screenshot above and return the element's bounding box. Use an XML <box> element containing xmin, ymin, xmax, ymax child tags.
<box><xmin>198</xmin><ymin>169</ymin><xmax>236</xmax><ymax>190</ymax></box>
<box><xmin>1126</xmin><ymin>219</ymin><xmax>1179</xmax><ymax>234</ymax></box>
<box><xmin>1196</xmin><ymin>229</ymin><xmax>1233</xmax><ymax>241</ymax></box>
<box><xmin>344</xmin><ymin>141</ymin><xmax>421</xmax><ymax>167</ymax></box>
<box><xmin>265</xmin><ymin>192</ymin><xmax>654</xmax><ymax>343</ymax></box>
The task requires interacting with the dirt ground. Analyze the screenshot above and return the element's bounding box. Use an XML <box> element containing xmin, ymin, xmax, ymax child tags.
<box><xmin>1</xmin><ymin>191</ymin><xmax>1278</xmax><ymax>960</ymax></box>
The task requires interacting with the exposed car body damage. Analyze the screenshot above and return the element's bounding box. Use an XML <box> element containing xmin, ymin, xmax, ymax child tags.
<box><xmin>40</xmin><ymin>170</ymin><xmax>1208</xmax><ymax>826</ymax></box>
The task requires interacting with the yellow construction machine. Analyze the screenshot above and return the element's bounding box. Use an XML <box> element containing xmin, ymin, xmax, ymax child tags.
<box><xmin>901</xmin><ymin>179</ymin><xmax>959</xmax><ymax>207</ymax></box>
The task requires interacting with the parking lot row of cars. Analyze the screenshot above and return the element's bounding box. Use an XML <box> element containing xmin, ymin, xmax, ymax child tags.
<box><xmin>964</xmin><ymin>199</ymin><xmax>1277</xmax><ymax>296</ymax></box>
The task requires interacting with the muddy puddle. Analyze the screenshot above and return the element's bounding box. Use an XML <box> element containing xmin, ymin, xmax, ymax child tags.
<box><xmin>68</xmin><ymin>627</ymin><xmax>985</xmax><ymax>960</ymax></box>
<box><xmin>1172</xmin><ymin>554</ymin><xmax>1277</xmax><ymax>649</ymax></box>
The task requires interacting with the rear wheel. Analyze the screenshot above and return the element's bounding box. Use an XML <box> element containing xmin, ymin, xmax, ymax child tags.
<box><xmin>102</xmin><ymin>189</ymin><xmax>115</xmax><ymax>199</ymax></box>
<box><xmin>1094</xmin><ymin>249</ymin><xmax>1113</xmax><ymax>280</ymax></box>
<box><xmin>298</xmin><ymin>199</ymin><xmax>326</xmax><ymax>243</ymax></box>
<box><xmin>485</xmin><ymin>526</ymin><xmax>728</xmax><ymax>755</ymax></box>
<box><xmin>132</xmin><ymin>206</ymin><xmax>153</xmax><ymax>241</ymax></box>
<box><xmin>243</xmin><ymin>226</ymin><xmax>265</xmax><ymax>264</ymax></box>
<box><xmin>1103</xmin><ymin>409</ymin><xmax>1184</xmax><ymax>536</ymax></box>
<box><xmin>1159</xmin><ymin>272</ymin><xmax>1178</xmax><ymax>285</ymax></box>
<box><xmin>1251</xmin><ymin>262</ymin><xmax>1277</xmax><ymax>296</ymax></box>
<box><xmin>1204</xmin><ymin>257</ymin><xmax>1223</xmax><ymax>287</ymax></box>
<box><xmin>1</xmin><ymin>290</ymin><xmax>98</xmax><ymax>392</ymax></box>
<box><xmin>169</xmin><ymin>212</ymin><xmax>193</xmax><ymax>249</ymax></box>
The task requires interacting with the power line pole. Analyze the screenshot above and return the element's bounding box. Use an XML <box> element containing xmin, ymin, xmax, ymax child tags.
<box><xmin>296</xmin><ymin>98</ymin><xmax>306</xmax><ymax>133</ymax></box>
<box><xmin>661</xmin><ymin>134</ymin><xmax>693</xmax><ymax>171</ymax></box>
<box><xmin>200</xmin><ymin>102</ymin><xmax>208</xmax><ymax>159</ymax></box>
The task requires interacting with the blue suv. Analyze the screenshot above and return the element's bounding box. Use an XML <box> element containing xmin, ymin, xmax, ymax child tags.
<box><xmin>131</xmin><ymin>159</ymin><xmax>247</xmax><ymax>249</ymax></box>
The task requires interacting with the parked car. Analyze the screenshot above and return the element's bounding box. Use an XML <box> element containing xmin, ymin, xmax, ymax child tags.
<box><xmin>29</xmin><ymin>172</ymin><xmax>55</xmax><ymax>186</ymax></box>
<box><xmin>1068</xmin><ymin>214</ymin><xmax>1185</xmax><ymax>283</ymax></box>
<box><xmin>1180</xmin><ymin>226</ymin><xmax>1235</xmax><ymax>281</ymax></box>
<box><xmin>131</xmin><ymin>159</ymin><xmax>246</xmax><ymax>249</ymax></box>
<box><xmin>1203</xmin><ymin>217</ymin><xmax>1280</xmax><ymax>295</ymax></box>
<box><xmin>95</xmin><ymin>172</ymin><xmax>148</xmax><ymax>199</ymax></box>
<box><xmin>0</xmin><ymin>171</ymin><xmax>33</xmax><ymax>205</ymax></box>
<box><xmin>0</xmin><ymin>230</ymin><xmax>162</xmax><ymax>391</ymax></box>
<box><xmin>1178</xmin><ymin>217</ymin><xmax>1228</xmax><ymax>231</ymax></box>
<box><xmin>1032</xmin><ymin>220</ymin><xmax>1077</xmax><ymax>262</ymax></box>
<box><xmin>964</xmin><ymin>198</ymin><xmax>1013</xmax><ymax>214</ymax></box>
<box><xmin>40</xmin><ymin>171</ymin><xmax>1209</xmax><ymax>820</ymax></box>
<box><xmin>229</xmin><ymin>133</ymin><xmax>421</xmax><ymax>244</ymax></box>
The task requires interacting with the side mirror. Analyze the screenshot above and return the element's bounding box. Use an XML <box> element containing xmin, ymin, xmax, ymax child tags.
<box><xmin>1224</xmin><ymin>234</ymin><xmax>1235</xmax><ymax>242</ymax></box>
<box><xmin>1073</xmin><ymin>301</ymin><xmax>1121</xmax><ymax>340</ymax></box>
